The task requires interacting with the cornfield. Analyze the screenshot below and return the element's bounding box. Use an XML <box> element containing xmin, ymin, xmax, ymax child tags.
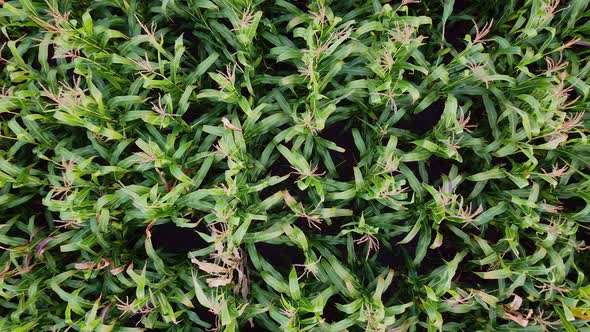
<box><xmin>0</xmin><ymin>0</ymin><xmax>589</xmax><ymax>331</ymax></box>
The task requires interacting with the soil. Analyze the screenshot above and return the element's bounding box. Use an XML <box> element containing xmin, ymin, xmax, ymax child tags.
<box><xmin>396</xmin><ymin>99</ymin><xmax>444</xmax><ymax>135</ymax></box>
<box><xmin>254</xmin><ymin>242</ymin><xmax>305</xmax><ymax>273</ymax></box>
<box><xmin>320</xmin><ymin>121</ymin><xmax>358</xmax><ymax>181</ymax></box>
<box><xmin>150</xmin><ymin>221</ymin><xmax>209</xmax><ymax>253</ymax></box>
<box><xmin>322</xmin><ymin>294</ymin><xmax>347</xmax><ymax>323</ymax></box>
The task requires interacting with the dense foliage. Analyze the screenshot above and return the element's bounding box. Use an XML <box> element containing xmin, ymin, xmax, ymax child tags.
<box><xmin>1</xmin><ymin>0</ymin><xmax>589</xmax><ymax>331</ymax></box>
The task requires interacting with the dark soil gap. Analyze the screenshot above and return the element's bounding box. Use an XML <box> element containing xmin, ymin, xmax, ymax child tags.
<box><xmin>151</xmin><ymin>221</ymin><xmax>209</xmax><ymax>253</ymax></box>
<box><xmin>254</xmin><ymin>242</ymin><xmax>304</xmax><ymax>273</ymax></box>
<box><xmin>320</xmin><ymin>121</ymin><xmax>358</xmax><ymax>181</ymax></box>
<box><xmin>396</xmin><ymin>99</ymin><xmax>444</xmax><ymax>135</ymax></box>
<box><xmin>322</xmin><ymin>294</ymin><xmax>346</xmax><ymax>323</ymax></box>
